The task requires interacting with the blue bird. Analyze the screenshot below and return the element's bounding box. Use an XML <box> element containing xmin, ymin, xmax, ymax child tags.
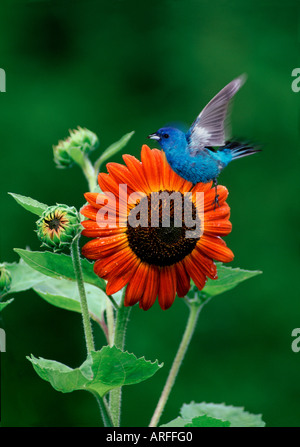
<box><xmin>148</xmin><ymin>75</ymin><xmax>260</xmax><ymax>206</ymax></box>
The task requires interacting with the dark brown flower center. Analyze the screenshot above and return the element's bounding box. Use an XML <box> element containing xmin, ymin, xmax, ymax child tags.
<box><xmin>126</xmin><ymin>191</ymin><xmax>200</xmax><ymax>267</ymax></box>
<box><xmin>44</xmin><ymin>211</ymin><xmax>67</xmax><ymax>232</ymax></box>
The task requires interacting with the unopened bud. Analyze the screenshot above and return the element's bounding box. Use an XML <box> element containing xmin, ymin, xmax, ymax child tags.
<box><xmin>53</xmin><ymin>127</ymin><xmax>99</xmax><ymax>169</ymax></box>
<box><xmin>36</xmin><ymin>204</ymin><xmax>81</xmax><ymax>252</ymax></box>
<box><xmin>0</xmin><ymin>264</ymin><xmax>12</xmax><ymax>295</ymax></box>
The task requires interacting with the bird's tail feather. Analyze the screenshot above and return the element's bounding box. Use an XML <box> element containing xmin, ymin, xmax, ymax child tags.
<box><xmin>224</xmin><ymin>141</ymin><xmax>261</xmax><ymax>160</ymax></box>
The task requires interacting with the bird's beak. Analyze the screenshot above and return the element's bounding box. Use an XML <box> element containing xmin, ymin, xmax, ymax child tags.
<box><xmin>147</xmin><ymin>133</ymin><xmax>160</xmax><ymax>141</ymax></box>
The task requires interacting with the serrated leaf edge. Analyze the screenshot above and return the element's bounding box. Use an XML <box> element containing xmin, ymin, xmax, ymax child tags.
<box><xmin>181</xmin><ymin>401</ymin><xmax>265</xmax><ymax>426</ymax></box>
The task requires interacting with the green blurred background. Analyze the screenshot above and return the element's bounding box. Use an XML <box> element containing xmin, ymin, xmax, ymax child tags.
<box><xmin>0</xmin><ymin>0</ymin><xmax>299</xmax><ymax>427</ymax></box>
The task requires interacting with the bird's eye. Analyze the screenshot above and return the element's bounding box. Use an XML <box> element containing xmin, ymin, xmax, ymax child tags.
<box><xmin>163</xmin><ymin>134</ymin><xmax>169</xmax><ymax>139</ymax></box>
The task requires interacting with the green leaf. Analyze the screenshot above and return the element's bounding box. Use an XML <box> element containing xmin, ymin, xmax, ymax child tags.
<box><xmin>95</xmin><ymin>131</ymin><xmax>135</xmax><ymax>171</ymax></box>
<box><xmin>27</xmin><ymin>346</ymin><xmax>162</xmax><ymax>397</ymax></box>
<box><xmin>84</xmin><ymin>347</ymin><xmax>162</xmax><ymax>396</ymax></box>
<box><xmin>14</xmin><ymin>249</ymin><xmax>105</xmax><ymax>291</ymax></box>
<box><xmin>162</xmin><ymin>414</ymin><xmax>230</xmax><ymax>428</ymax></box>
<box><xmin>188</xmin><ymin>263</ymin><xmax>262</xmax><ymax>303</ymax></box>
<box><xmin>180</xmin><ymin>402</ymin><xmax>265</xmax><ymax>427</ymax></box>
<box><xmin>8</xmin><ymin>192</ymin><xmax>48</xmax><ymax>216</ymax></box>
<box><xmin>161</xmin><ymin>417</ymin><xmax>188</xmax><ymax>427</ymax></box>
<box><xmin>203</xmin><ymin>263</ymin><xmax>262</xmax><ymax>297</ymax></box>
<box><xmin>185</xmin><ymin>415</ymin><xmax>230</xmax><ymax>427</ymax></box>
<box><xmin>5</xmin><ymin>260</ymin><xmax>46</xmax><ymax>293</ymax></box>
<box><xmin>33</xmin><ymin>276</ymin><xmax>107</xmax><ymax>321</ymax></box>
<box><xmin>8</xmin><ymin>253</ymin><xmax>109</xmax><ymax>320</ymax></box>
<box><xmin>27</xmin><ymin>355</ymin><xmax>91</xmax><ymax>393</ymax></box>
<box><xmin>0</xmin><ymin>298</ymin><xmax>14</xmax><ymax>312</ymax></box>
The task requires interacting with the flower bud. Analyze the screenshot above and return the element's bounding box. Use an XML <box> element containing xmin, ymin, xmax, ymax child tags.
<box><xmin>53</xmin><ymin>139</ymin><xmax>74</xmax><ymax>169</ymax></box>
<box><xmin>36</xmin><ymin>204</ymin><xmax>81</xmax><ymax>252</ymax></box>
<box><xmin>53</xmin><ymin>127</ymin><xmax>99</xmax><ymax>169</ymax></box>
<box><xmin>0</xmin><ymin>264</ymin><xmax>12</xmax><ymax>295</ymax></box>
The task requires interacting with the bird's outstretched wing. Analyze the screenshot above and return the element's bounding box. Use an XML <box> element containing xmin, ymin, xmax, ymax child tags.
<box><xmin>187</xmin><ymin>75</ymin><xmax>246</xmax><ymax>155</ymax></box>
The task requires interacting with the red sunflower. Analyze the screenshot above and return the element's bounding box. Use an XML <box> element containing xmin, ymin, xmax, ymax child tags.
<box><xmin>81</xmin><ymin>145</ymin><xmax>233</xmax><ymax>310</ymax></box>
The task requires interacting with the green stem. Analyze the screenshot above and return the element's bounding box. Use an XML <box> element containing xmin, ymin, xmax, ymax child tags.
<box><xmin>82</xmin><ymin>156</ymin><xmax>97</xmax><ymax>191</ymax></box>
<box><xmin>107</xmin><ymin>294</ymin><xmax>119</xmax><ymax>310</ymax></box>
<box><xmin>74</xmin><ymin>150</ymin><xmax>115</xmax><ymax>427</ymax></box>
<box><xmin>71</xmin><ymin>234</ymin><xmax>95</xmax><ymax>353</ymax></box>
<box><xmin>149</xmin><ymin>299</ymin><xmax>202</xmax><ymax>427</ymax></box>
<box><xmin>113</xmin><ymin>290</ymin><xmax>131</xmax><ymax>350</ymax></box>
<box><xmin>106</xmin><ymin>296</ymin><xmax>115</xmax><ymax>346</ymax></box>
<box><xmin>109</xmin><ymin>287</ymin><xmax>131</xmax><ymax>426</ymax></box>
<box><xmin>71</xmin><ymin>234</ymin><xmax>115</xmax><ymax>427</ymax></box>
<box><xmin>91</xmin><ymin>392</ymin><xmax>114</xmax><ymax>427</ymax></box>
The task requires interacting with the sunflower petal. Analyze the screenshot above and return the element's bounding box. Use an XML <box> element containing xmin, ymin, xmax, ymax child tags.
<box><xmin>204</xmin><ymin>219</ymin><xmax>232</xmax><ymax>236</ymax></box>
<box><xmin>141</xmin><ymin>145</ymin><xmax>162</xmax><ymax>191</ymax></box>
<box><xmin>158</xmin><ymin>266</ymin><xmax>176</xmax><ymax>310</ymax></box>
<box><xmin>94</xmin><ymin>247</ymin><xmax>135</xmax><ymax>278</ymax></box>
<box><xmin>184</xmin><ymin>254</ymin><xmax>207</xmax><ymax>290</ymax></box>
<box><xmin>175</xmin><ymin>261</ymin><xmax>191</xmax><ymax>297</ymax></box>
<box><xmin>125</xmin><ymin>263</ymin><xmax>149</xmax><ymax>307</ymax></box>
<box><xmin>204</xmin><ymin>185</ymin><xmax>229</xmax><ymax>211</ymax></box>
<box><xmin>106</xmin><ymin>256</ymin><xmax>139</xmax><ymax>295</ymax></box>
<box><xmin>199</xmin><ymin>235</ymin><xmax>234</xmax><ymax>263</ymax></box>
<box><xmin>122</xmin><ymin>154</ymin><xmax>150</xmax><ymax>193</ymax></box>
<box><xmin>139</xmin><ymin>265</ymin><xmax>159</xmax><ymax>310</ymax></box>
<box><xmin>81</xmin><ymin>220</ymin><xmax>125</xmax><ymax>237</ymax></box>
<box><xmin>193</xmin><ymin>247</ymin><xmax>218</xmax><ymax>279</ymax></box>
<box><xmin>82</xmin><ymin>234</ymin><xmax>128</xmax><ymax>259</ymax></box>
<box><xmin>205</xmin><ymin>203</ymin><xmax>230</xmax><ymax>221</ymax></box>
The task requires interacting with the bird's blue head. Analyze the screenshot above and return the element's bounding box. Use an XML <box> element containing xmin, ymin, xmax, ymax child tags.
<box><xmin>147</xmin><ymin>127</ymin><xmax>187</xmax><ymax>154</ymax></box>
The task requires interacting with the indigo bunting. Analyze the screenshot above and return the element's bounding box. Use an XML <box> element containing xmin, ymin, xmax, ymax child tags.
<box><xmin>148</xmin><ymin>75</ymin><xmax>260</xmax><ymax>205</ymax></box>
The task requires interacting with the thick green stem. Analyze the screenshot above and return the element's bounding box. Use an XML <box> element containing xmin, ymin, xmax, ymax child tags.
<box><xmin>106</xmin><ymin>296</ymin><xmax>115</xmax><ymax>346</ymax></box>
<box><xmin>109</xmin><ymin>288</ymin><xmax>131</xmax><ymax>426</ymax></box>
<box><xmin>91</xmin><ymin>392</ymin><xmax>114</xmax><ymax>427</ymax></box>
<box><xmin>149</xmin><ymin>300</ymin><xmax>202</xmax><ymax>427</ymax></box>
<box><xmin>74</xmin><ymin>150</ymin><xmax>115</xmax><ymax>427</ymax></box>
<box><xmin>113</xmin><ymin>295</ymin><xmax>131</xmax><ymax>350</ymax></box>
<box><xmin>107</xmin><ymin>294</ymin><xmax>119</xmax><ymax>310</ymax></box>
<box><xmin>82</xmin><ymin>156</ymin><xmax>97</xmax><ymax>192</ymax></box>
<box><xmin>71</xmin><ymin>235</ymin><xmax>115</xmax><ymax>427</ymax></box>
<box><xmin>71</xmin><ymin>234</ymin><xmax>95</xmax><ymax>353</ymax></box>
